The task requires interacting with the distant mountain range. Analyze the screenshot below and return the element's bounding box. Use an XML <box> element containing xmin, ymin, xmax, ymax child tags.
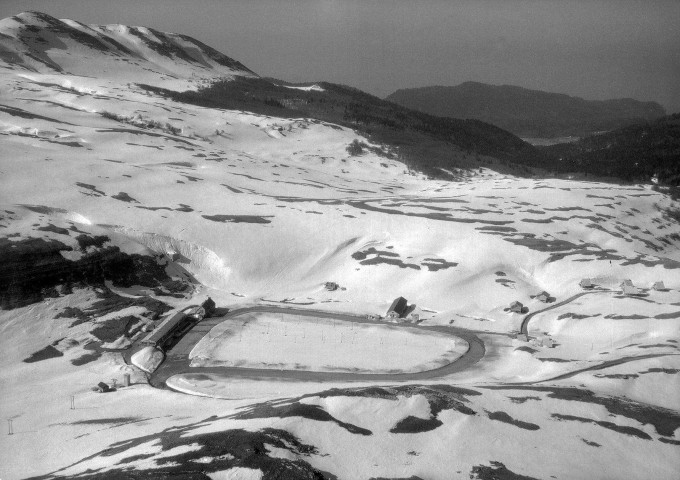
<box><xmin>386</xmin><ymin>82</ymin><xmax>666</xmax><ymax>138</ymax></box>
<box><xmin>2</xmin><ymin>11</ymin><xmax>677</xmax><ymax>185</ymax></box>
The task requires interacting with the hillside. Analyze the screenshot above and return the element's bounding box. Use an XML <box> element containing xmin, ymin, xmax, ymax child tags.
<box><xmin>142</xmin><ymin>77</ymin><xmax>538</xmax><ymax>179</ymax></box>
<box><xmin>1</xmin><ymin>11</ymin><xmax>680</xmax><ymax>480</ymax></box>
<box><xmin>538</xmin><ymin>114</ymin><xmax>680</xmax><ymax>185</ymax></box>
<box><xmin>386</xmin><ymin>82</ymin><xmax>666</xmax><ymax>138</ymax></box>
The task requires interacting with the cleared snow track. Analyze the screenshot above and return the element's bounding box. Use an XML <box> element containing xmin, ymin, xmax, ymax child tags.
<box><xmin>143</xmin><ymin>306</ymin><xmax>485</xmax><ymax>392</ymax></box>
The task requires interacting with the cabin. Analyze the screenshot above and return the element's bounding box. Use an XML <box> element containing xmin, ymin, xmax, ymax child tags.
<box><xmin>652</xmin><ymin>281</ymin><xmax>666</xmax><ymax>291</ymax></box>
<box><xmin>579</xmin><ymin>278</ymin><xmax>594</xmax><ymax>289</ymax></box>
<box><xmin>621</xmin><ymin>279</ymin><xmax>634</xmax><ymax>287</ymax></box>
<box><xmin>509</xmin><ymin>301</ymin><xmax>524</xmax><ymax>313</ymax></box>
<box><xmin>386</xmin><ymin>296</ymin><xmax>408</xmax><ymax>319</ymax></box>
<box><xmin>621</xmin><ymin>283</ymin><xmax>640</xmax><ymax>296</ymax></box>
<box><xmin>201</xmin><ymin>297</ymin><xmax>216</xmax><ymax>317</ymax></box>
<box><xmin>324</xmin><ymin>282</ymin><xmax>339</xmax><ymax>291</ymax></box>
<box><xmin>536</xmin><ymin>291</ymin><xmax>551</xmax><ymax>303</ymax></box>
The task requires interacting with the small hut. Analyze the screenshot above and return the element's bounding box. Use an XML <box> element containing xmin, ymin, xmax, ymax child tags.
<box><xmin>620</xmin><ymin>282</ymin><xmax>640</xmax><ymax>295</ymax></box>
<box><xmin>579</xmin><ymin>278</ymin><xmax>594</xmax><ymax>289</ymax></box>
<box><xmin>386</xmin><ymin>297</ymin><xmax>408</xmax><ymax>319</ymax></box>
<box><xmin>324</xmin><ymin>282</ymin><xmax>339</xmax><ymax>291</ymax></box>
<box><xmin>509</xmin><ymin>301</ymin><xmax>524</xmax><ymax>313</ymax></box>
<box><xmin>536</xmin><ymin>291</ymin><xmax>551</xmax><ymax>303</ymax></box>
<box><xmin>652</xmin><ymin>281</ymin><xmax>666</xmax><ymax>291</ymax></box>
<box><xmin>621</xmin><ymin>279</ymin><xmax>634</xmax><ymax>287</ymax></box>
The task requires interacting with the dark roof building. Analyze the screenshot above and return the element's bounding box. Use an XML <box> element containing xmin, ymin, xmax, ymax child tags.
<box><xmin>386</xmin><ymin>297</ymin><xmax>408</xmax><ymax>318</ymax></box>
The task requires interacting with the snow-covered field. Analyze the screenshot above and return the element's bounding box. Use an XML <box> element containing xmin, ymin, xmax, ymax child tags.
<box><xmin>189</xmin><ymin>312</ymin><xmax>466</xmax><ymax>373</ymax></box>
<box><xmin>1</xmin><ymin>11</ymin><xmax>679</xmax><ymax>480</ymax></box>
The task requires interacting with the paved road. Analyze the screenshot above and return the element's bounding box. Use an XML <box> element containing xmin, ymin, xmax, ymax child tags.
<box><xmin>520</xmin><ymin>289</ymin><xmax>609</xmax><ymax>335</ymax></box>
<box><xmin>147</xmin><ymin>306</ymin><xmax>486</xmax><ymax>389</ymax></box>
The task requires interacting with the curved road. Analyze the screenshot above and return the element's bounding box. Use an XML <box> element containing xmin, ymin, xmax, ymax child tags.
<box><xmin>520</xmin><ymin>289</ymin><xmax>609</xmax><ymax>335</ymax></box>
<box><xmin>146</xmin><ymin>306</ymin><xmax>486</xmax><ymax>389</ymax></box>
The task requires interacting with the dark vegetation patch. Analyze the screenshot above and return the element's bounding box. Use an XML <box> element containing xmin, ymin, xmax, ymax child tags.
<box><xmin>351</xmin><ymin>247</ymin><xmax>420</xmax><ymax>270</ymax></box>
<box><xmin>232</xmin><ymin>402</ymin><xmax>372</xmax><ymax>436</ymax></box>
<box><xmin>640</xmin><ymin>368</ymin><xmax>679</xmax><ymax>374</ymax></box>
<box><xmin>581</xmin><ymin>438</ymin><xmax>601</xmax><ymax>447</ymax></box>
<box><xmin>75</xmin><ymin>234</ymin><xmax>109</xmax><ymax>250</ymax></box>
<box><xmin>91</xmin><ymin>315</ymin><xmax>141</xmax><ymax>342</ymax></box>
<box><xmin>202</xmin><ymin>214</ymin><xmax>273</xmax><ymax>224</ymax></box>
<box><xmin>70</xmin><ymin>349</ymin><xmax>102</xmax><ymax>366</ymax></box>
<box><xmin>557</xmin><ymin>313</ymin><xmax>597</xmax><ymax>320</ymax></box>
<box><xmin>390</xmin><ymin>416</ymin><xmax>443</xmax><ymax>434</ymax></box>
<box><xmin>654</xmin><ymin>311</ymin><xmax>680</xmax><ymax>319</ymax></box>
<box><xmin>420</xmin><ymin>258</ymin><xmax>458</xmax><ymax>271</ymax></box>
<box><xmin>347</xmin><ymin>200</ymin><xmax>513</xmax><ymax>225</ymax></box>
<box><xmin>659</xmin><ymin>437</ymin><xmax>680</xmax><ymax>446</ymax></box>
<box><xmin>37</xmin><ymin>223</ymin><xmax>70</xmax><ymax>235</ymax></box>
<box><xmin>482</xmin><ymin>386</ymin><xmax>680</xmax><ymax>437</ymax></box>
<box><xmin>486</xmin><ymin>411</ymin><xmax>540</xmax><ymax>430</ymax></box>
<box><xmin>28</xmin><ymin>424</ymin><xmax>326</xmax><ymax>480</ymax></box>
<box><xmin>0</xmin><ymin>236</ymin><xmax>178</xmax><ymax>309</ymax></box>
<box><xmin>539</xmin><ymin>114</ymin><xmax>680</xmax><ymax>185</ymax></box>
<box><xmin>515</xmin><ymin>346</ymin><xmax>538</xmax><ymax>354</ymax></box>
<box><xmin>71</xmin><ymin>417</ymin><xmax>141</xmax><ymax>425</ymax></box>
<box><xmin>76</xmin><ymin>182</ymin><xmax>105</xmax><ymax>196</ymax></box>
<box><xmin>0</xmin><ymin>103</ymin><xmax>76</xmax><ymax>125</ymax></box>
<box><xmin>23</xmin><ymin>344</ymin><xmax>63</xmax><ymax>363</ymax></box>
<box><xmin>537</xmin><ymin>358</ymin><xmax>573</xmax><ymax>363</ymax></box>
<box><xmin>470</xmin><ymin>461</ymin><xmax>540</xmax><ymax>480</ymax></box>
<box><xmin>594</xmin><ymin>373</ymin><xmax>639</xmax><ymax>379</ymax></box>
<box><xmin>508</xmin><ymin>396</ymin><xmax>541</xmax><ymax>404</ymax></box>
<box><xmin>551</xmin><ymin>413</ymin><xmax>651</xmax><ymax>440</ymax></box>
<box><xmin>111</xmin><ymin>192</ymin><xmax>138</xmax><ymax>203</ymax></box>
<box><xmin>221</xmin><ymin>184</ymin><xmax>243</xmax><ymax>193</ymax></box>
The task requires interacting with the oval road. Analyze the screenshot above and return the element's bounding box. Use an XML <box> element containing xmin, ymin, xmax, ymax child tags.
<box><xmin>148</xmin><ymin>306</ymin><xmax>486</xmax><ymax>389</ymax></box>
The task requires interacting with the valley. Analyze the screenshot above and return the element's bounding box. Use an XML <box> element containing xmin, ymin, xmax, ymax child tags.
<box><xmin>0</xmin><ymin>10</ymin><xmax>679</xmax><ymax>480</ymax></box>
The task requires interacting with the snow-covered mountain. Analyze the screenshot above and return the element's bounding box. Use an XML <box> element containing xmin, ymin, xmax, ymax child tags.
<box><xmin>0</xmin><ymin>11</ymin><xmax>255</xmax><ymax>89</ymax></box>
<box><xmin>1</xmin><ymin>11</ymin><xmax>679</xmax><ymax>480</ymax></box>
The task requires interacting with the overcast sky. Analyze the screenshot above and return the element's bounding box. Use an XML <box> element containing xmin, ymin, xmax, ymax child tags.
<box><xmin>2</xmin><ymin>0</ymin><xmax>679</xmax><ymax>112</ymax></box>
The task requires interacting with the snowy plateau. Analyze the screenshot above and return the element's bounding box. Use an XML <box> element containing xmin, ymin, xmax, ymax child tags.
<box><xmin>0</xmin><ymin>11</ymin><xmax>679</xmax><ymax>480</ymax></box>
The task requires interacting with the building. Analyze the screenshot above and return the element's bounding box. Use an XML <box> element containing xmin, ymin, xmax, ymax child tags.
<box><xmin>652</xmin><ymin>281</ymin><xmax>666</xmax><ymax>291</ymax></box>
<box><xmin>620</xmin><ymin>283</ymin><xmax>640</xmax><ymax>295</ymax></box>
<box><xmin>509</xmin><ymin>301</ymin><xmax>524</xmax><ymax>313</ymax></box>
<box><xmin>579</xmin><ymin>278</ymin><xmax>594</xmax><ymax>289</ymax></box>
<box><xmin>324</xmin><ymin>282</ymin><xmax>339</xmax><ymax>291</ymax></box>
<box><xmin>408</xmin><ymin>313</ymin><xmax>420</xmax><ymax>323</ymax></box>
<box><xmin>141</xmin><ymin>310</ymin><xmax>194</xmax><ymax>349</ymax></box>
<box><xmin>386</xmin><ymin>296</ymin><xmax>408</xmax><ymax>319</ymax></box>
<box><xmin>536</xmin><ymin>291</ymin><xmax>551</xmax><ymax>303</ymax></box>
<box><xmin>540</xmin><ymin>336</ymin><xmax>554</xmax><ymax>348</ymax></box>
<box><xmin>621</xmin><ymin>279</ymin><xmax>634</xmax><ymax>287</ymax></box>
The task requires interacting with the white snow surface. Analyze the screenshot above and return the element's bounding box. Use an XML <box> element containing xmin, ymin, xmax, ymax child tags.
<box><xmin>189</xmin><ymin>312</ymin><xmax>466</xmax><ymax>373</ymax></box>
<box><xmin>0</xmin><ymin>12</ymin><xmax>679</xmax><ymax>480</ymax></box>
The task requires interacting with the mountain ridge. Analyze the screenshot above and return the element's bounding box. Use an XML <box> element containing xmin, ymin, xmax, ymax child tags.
<box><xmin>0</xmin><ymin>11</ymin><xmax>255</xmax><ymax>89</ymax></box>
<box><xmin>386</xmin><ymin>81</ymin><xmax>666</xmax><ymax>138</ymax></box>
